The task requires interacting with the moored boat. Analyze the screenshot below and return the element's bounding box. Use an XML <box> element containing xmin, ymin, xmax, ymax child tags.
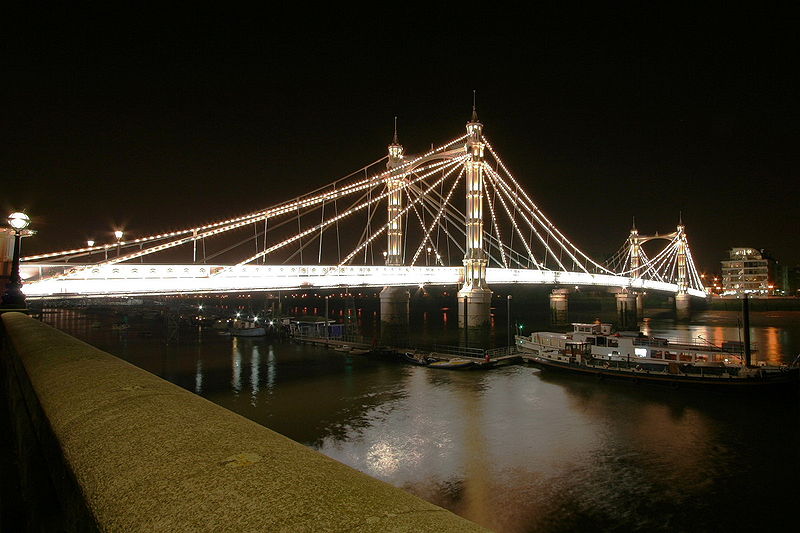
<box><xmin>517</xmin><ymin>322</ymin><xmax>799</xmax><ymax>388</ymax></box>
<box><xmin>402</xmin><ymin>351</ymin><xmax>433</xmax><ymax>366</ymax></box>
<box><xmin>230</xmin><ymin>318</ymin><xmax>266</xmax><ymax>337</ymax></box>
<box><xmin>428</xmin><ymin>358</ymin><xmax>474</xmax><ymax>370</ymax></box>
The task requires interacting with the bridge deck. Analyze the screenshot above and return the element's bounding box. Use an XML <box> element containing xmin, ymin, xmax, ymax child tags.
<box><xmin>20</xmin><ymin>263</ymin><xmax>707</xmax><ymax>299</ymax></box>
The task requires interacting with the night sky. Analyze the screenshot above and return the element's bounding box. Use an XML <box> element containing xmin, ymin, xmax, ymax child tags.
<box><xmin>3</xmin><ymin>9</ymin><xmax>797</xmax><ymax>272</ymax></box>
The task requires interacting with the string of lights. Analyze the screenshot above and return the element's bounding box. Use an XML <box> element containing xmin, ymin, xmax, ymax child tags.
<box><xmin>482</xmin><ymin>137</ymin><xmax>614</xmax><ymax>274</ymax></box>
<box><xmin>409</xmin><ymin>168</ymin><xmax>464</xmax><ymax>266</ymax></box>
<box><xmin>483</xmin><ymin>171</ymin><xmax>509</xmax><ymax>269</ymax></box>
<box><xmin>337</xmin><ymin>158</ymin><xmax>466</xmax><ymax>267</ymax></box>
<box><xmin>483</xmin><ymin>167</ymin><xmax>541</xmax><ymax>269</ymax></box>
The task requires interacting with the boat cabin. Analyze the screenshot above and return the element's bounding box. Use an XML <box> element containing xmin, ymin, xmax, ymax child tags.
<box><xmin>289</xmin><ymin>319</ymin><xmax>343</xmax><ymax>338</ymax></box>
<box><xmin>572</xmin><ymin>322</ymin><xmax>613</xmax><ymax>335</ymax></box>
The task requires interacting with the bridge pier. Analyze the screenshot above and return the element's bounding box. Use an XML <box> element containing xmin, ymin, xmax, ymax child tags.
<box><xmin>615</xmin><ymin>290</ymin><xmax>637</xmax><ymax>329</ymax></box>
<box><xmin>379</xmin><ymin>286</ymin><xmax>410</xmax><ymax>342</ymax></box>
<box><xmin>636</xmin><ymin>292</ymin><xmax>645</xmax><ymax>319</ymax></box>
<box><xmin>549</xmin><ymin>289</ymin><xmax>569</xmax><ymax>325</ymax></box>
<box><xmin>457</xmin><ymin>288</ymin><xmax>492</xmax><ymax>329</ymax></box>
<box><xmin>675</xmin><ymin>292</ymin><xmax>691</xmax><ymax>322</ymax></box>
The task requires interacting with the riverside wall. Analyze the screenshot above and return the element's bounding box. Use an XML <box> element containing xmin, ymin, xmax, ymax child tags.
<box><xmin>0</xmin><ymin>312</ymin><xmax>485</xmax><ymax>532</ymax></box>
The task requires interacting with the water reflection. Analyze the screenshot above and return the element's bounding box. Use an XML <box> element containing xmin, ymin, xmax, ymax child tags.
<box><xmin>194</xmin><ymin>359</ymin><xmax>203</xmax><ymax>394</ymax></box>
<box><xmin>231</xmin><ymin>337</ymin><xmax>242</xmax><ymax>394</ymax></box>
<box><xmin>266</xmin><ymin>345</ymin><xmax>276</xmax><ymax>393</ymax></box>
<box><xmin>250</xmin><ymin>344</ymin><xmax>261</xmax><ymax>405</ymax></box>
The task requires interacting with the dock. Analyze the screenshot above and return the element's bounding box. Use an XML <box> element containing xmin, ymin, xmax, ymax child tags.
<box><xmin>291</xmin><ymin>334</ymin><xmax>523</xmax><ymax>368</ymax></box>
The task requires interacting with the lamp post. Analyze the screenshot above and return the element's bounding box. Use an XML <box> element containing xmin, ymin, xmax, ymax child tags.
<box><xmin>3</xmin><ymin>212</ymin><xmax>32</xmax><ymax>307</ymax></box>
<box><xmin>87</xmin><ymin>239</ymin><xmax>95</xmax><ymax>261</ymax></box>
<box><xmin>324</xmin><ymin>295</ymin><xmax>330</xmax><ymax>342</ymax></box>
<box><xmin>114</xmin><ymin>230</ymin><xmax>123</xmax><ymax>257</ymax></box>
<box><xmin>507</xmin><ymin>294</ymin><xmax>512</xmax><ymax>349</ymax></box>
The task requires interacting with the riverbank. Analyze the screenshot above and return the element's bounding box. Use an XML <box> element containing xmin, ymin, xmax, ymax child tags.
<box><xmin>706</xmin><ymin>296</ymin><xmax>800</xmax><ymax>311</ymax></box>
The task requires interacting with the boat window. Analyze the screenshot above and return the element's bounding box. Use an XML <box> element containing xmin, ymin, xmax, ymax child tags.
<box><xmin>634</xmin><ymin>348</ymin><xmax>647</xmax><ymax>357</ymax></box>
<box><xmin>664</xmin><ymin>351</ymin><xmax>677</xmax><ymax>361</ymax></box>
<box><xmin>696</xmin><ymin>354</ymin><xmax>708</xmax><ymax>362</ymax></box>
<box><xmin>680</xmin><ymin>353</ymin><xmax>693</xmax><ymax>362</ymax></box>
<box><xmin>651</xmin><ymin>350</ymin><xmax>663</xmax><ymax>359</ymax></box>
<box><xmin>586</xmin><ymin>337</ymin><xmax>596</xmax><ymax>345</ymax></box>
<box><xmin>608</xmin><ymin>338</ymin><xmax>618</xmax><ymax>348</ymax></box>
<box><xmin>596</xmin><ymin>337</ymin><xmax>607</xmax><ymax>347</ymax></box>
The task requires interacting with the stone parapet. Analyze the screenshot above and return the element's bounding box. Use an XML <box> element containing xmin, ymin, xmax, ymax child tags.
<box><xmin>1</xmin><ymin>312</ymin><xmax>486</xmax><ymax>532</ymax></box>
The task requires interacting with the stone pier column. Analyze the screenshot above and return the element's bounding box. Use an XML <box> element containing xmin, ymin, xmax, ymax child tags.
<box><xmin>380</xmin><ymin>286</ymin><xmax>410</xmax><ymax>343</ymax></box>
<box><xmin>636</xmin><ymin>292</ymin><xmax>645</xmax><ymax>319</ymax></box>
<box><xmin>675</xmin><ymin>292</ymin><xmax>691</xmax><ymax>322</ymax></box>
<box><xmin>457</xmin><ymin>289</ymin><xmax>492</xmax><ymax>329</ymax></box>
<box><xmin>549</xmin><ymin>289</ymin><xmax>569</xmax><ymax>325</ymax></box>
<box><xmin>615</xmin><ymin>291</ymin><xmax>637</xmax><ymax>328</ymax></box>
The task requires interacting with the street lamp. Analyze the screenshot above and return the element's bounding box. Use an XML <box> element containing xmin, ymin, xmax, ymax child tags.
<box><xmin>507</xmin><ymin>294</ymin><xmax>512</xmax><ymax>348</ymax></box>
<box><xmin>114</xmin><ymin>230</ymin><xmax>123</xmax><ymax>257</ymax></box>
<box><xmin>2</xmin><ymin>212</ymin><xmax>32</xmax><ymax>307</ymax></box>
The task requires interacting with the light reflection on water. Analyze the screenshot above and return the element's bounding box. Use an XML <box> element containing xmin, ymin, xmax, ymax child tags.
<box><xmin>43</xmin><ymin>308</ymin><xmax>800</xmax><ymax>532</ymax></box>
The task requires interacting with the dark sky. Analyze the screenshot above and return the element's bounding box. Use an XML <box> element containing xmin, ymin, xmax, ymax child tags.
<box><xmin>2</xmin><ymin>8</ymin><xmax>797</xmax><ymax>271</ymax></box>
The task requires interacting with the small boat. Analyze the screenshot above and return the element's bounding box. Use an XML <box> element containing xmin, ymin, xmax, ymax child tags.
<box><xmin>333</xmin><ymin>345</ymin><xmax>352</xmax><ymax>353</ymax></box>
<box><xmin>211</xmin><ymin>319</ymin><xmax>229</xmax><ymax>330</ymax></box>
<box><xmin>428</xmin><ymin>358</ymin><xmax>474</xmax><ymax>370</ymax></box>
<box><xmin>349</xmin><ymin>348</ymin><xmax>371</xmax><ymax>356</ymax></box>
<box><xmin>517</xmin><ymin>321</ymin><xmax>799</xmax><ymax>389</ymax></box>
<box><xmin>230</xmin><ymin>318</ymin><xmax>266</xmax><ymax>337</ymax></box>
<box><xmin>402</xmin><ymin>351</ymin><xmax>433</xmax><ymax>366</ymax></box>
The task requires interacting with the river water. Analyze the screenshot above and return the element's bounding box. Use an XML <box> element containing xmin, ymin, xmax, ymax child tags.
<box><xmin>42</xmin><ymin>305</ymin><xmax>799</xmax><ymax>532</ymax></box>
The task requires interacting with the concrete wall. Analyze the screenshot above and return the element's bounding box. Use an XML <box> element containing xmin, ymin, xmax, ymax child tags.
<box><xmin>1</xmin><ymin>312</ymin><xmax>485</xmax><ymax>532</ymax></box>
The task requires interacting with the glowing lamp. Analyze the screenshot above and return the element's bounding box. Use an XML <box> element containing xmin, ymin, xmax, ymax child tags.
<box><xmin>8</xmin><ymin>212</ymin><xmax>30</xmax><ymax>230</ymax></box>
<box><xmin>2</xmin><ymin>211</ymin><xmax>33</xmax><ymax>307</ymax></box>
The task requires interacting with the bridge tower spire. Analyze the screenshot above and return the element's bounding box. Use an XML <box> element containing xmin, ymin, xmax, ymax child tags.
<box><xmin>458</xmin><ymin>99</ymin><xmax>492</xmax><ymax>329</ymax></box>
<box><xmin>629</xmin><ymin>218</ymin><xmax>641</xmax><ymax>279</ymax></box>
<box><xmin>379</xmin><ymin>118</ymin><xmax>410</xmax><ymax>340</ymax></box>
<box><xmin>625</xmin><ymin>218</ymin><xmax>645</xmax><ymax>322</ymax></box>
<box><xmin>675</xmin><ymin>220</ymin><xmax>691</xmax><ymax>320</ymax></box>
<box><xmin>385</xmin><ymin>116</ymin><xmax>404</xmax><ymax>266</ymax></box>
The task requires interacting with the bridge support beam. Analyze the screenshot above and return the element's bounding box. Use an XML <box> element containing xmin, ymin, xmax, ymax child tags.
<box><xmin>636</xmin><ymin>292</ymin><xmax>645</xmax><ymax>319</ymax></box>
<box><xmin>675</xmin><ymin>292</ymin><xmax>691</xmax><ymax>322</ymax></box>
<box><xmin>549</xmin><ymin>289</ymin><xmax>569</xmax><ymax>325</ymax></box>
<box><xmin>615</xmin><ymin>290</ymin><xmax>637</xmax><ymax>329</ymax></box>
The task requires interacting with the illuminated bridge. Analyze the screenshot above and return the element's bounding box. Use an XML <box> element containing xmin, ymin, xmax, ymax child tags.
<box><xmin>20</xmin><ymin>109</ymin><xmax>707</xmax><ymax>325</ymax></box>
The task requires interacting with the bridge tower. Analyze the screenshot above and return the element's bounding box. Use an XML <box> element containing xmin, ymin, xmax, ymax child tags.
<box><xmin>628</xmin><ymin>219</ymin><xmax>644</xmax><ymax>319</ymax></box>
<box><xmin>674</xmin><ymin>222</ymin><xmax>691</xmax><ymax>321</ymax></box>
<box><xmin>379</xmin><ymin>120</ymin><xmax>411</xmax><ymax>333</ymax></box>
<box><xmin>457</xmin><ymin>105</ymin><xmax>492</xmax><ymax>328</ymax></box>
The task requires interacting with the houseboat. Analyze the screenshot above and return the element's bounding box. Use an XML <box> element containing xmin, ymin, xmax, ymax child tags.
<box><xmin>516</xmin><ymin>322</ymin><xmax>799</xmax><ymax>388</ymax></box>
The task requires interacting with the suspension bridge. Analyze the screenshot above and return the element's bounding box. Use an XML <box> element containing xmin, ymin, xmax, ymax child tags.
<box><xmin>18</xmin><ymin>108</ymin><xmax>707</xmax><ymax>325</ymax></box>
